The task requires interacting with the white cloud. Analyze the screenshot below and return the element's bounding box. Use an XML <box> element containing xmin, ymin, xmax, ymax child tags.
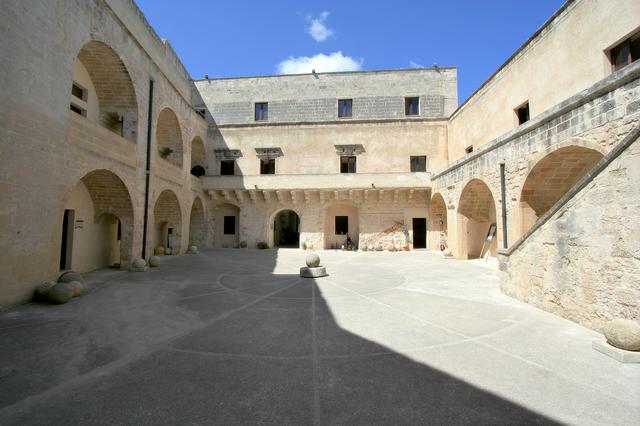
<box><xmin>277</xmin><ymin>51</ymin><xmax>363</xmax><ymax>74</ymax></box>
<box><xmin>307</xmin><ymin>11</ymin><xmax>334</xmax><ymax>42</ymax></box>
<box><xmin>409</xmin><ymin>60</ymin><xmax>424</xmax><ymax>68</ymax></box>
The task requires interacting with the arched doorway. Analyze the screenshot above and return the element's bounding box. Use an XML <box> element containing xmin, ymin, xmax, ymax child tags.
<box><xmin>457</xmin><ymin>179</ymin><xmax>497</xmax><ymax>259</ymax></box>
<box><xmin>428</xmin><ymin>192</ymin><xmax>448</xmax><ymax>250</ymax></box>
<box><xmin>190</xmin><ymin>136</ymin><xmax>206</xmax><ymax>177</ymax></box>
<box><xmin>153</xmin><ymin>190</ymin><xmax>182</xmax><ymax>254</ymax></box>
<box><xmin>519</xmin><ymin>146</ymin><xmax>603</xmax><ymax>238</ymax></box>
<box><xmin>214</xmin><ymin>203</ymin><xmax>240</xmax><ymax>248</ymax></box>
<box><xmin>60</xmin><ymin>169</ymin><xmax>134</xmax><ymax>272</ymax></box>
<box><xmin>189</xmin><ymin>197</ymin><xmax>206</xmax><ymax>248</ymax></box>
<box><xmin>324</xmin><ymin>204</ymin><xmax>359</xmax><ymax>249</ymax></box>
<box><xmin>273</xmin><ymin>210</ymin><xmax>300</xmax><ymax>248</ymax></box>
<box><xmin>156</xmin><ymin>108</ymin><xmax>184</xmax><ymax>168</ymax></box>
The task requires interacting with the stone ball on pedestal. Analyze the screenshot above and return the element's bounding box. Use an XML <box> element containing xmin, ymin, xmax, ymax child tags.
<box><xmin>306</xmin><ymin>253</ymin><xmax>320</xmax><ymax>268</ymax></box>
<box><xmin>604</xmin><ymin>318</ymin><xmax>640</xmax><ymax>351</ymax></box>
<box><xmin>48</xmin><ymin>282</ymin><xmax>73</xmax><ymax>304</ymax></box>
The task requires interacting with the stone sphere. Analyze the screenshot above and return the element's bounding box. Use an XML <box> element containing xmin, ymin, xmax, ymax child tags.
<box><xmin>604</xmin><ymin>318</ymin><xmax>640</xmax><ymax>351</ymax></box>
<box><xmin>58</xmin><ymin>271</ymin><xmax>84</xmax><ymax>284</ymax></box>
<box><xmin>34</xmin><ymin>281</ymin><xmax>56</xmax><ymax>302</ymax></box>
<box><xmin>132</xmin><ymin>258</ymin><xmax>147</xmax><ymax>269</ymax></box>
<box><xmin>306</xmin><ymin>253</ymin><xmax>321</xmax><ymax>268</ymax></box>
<box><xmin>69</xmin><ymin>281</ymin><xmax>84</xmax><ymax>297</ymax></box>
<box><xmin>48</xmin><ymin>283</ymin><xmax>73</xmax><ymax>304</ymax></box>
<box><xmin>148</xmin><ymin>256</ymin><xmax>161</xmax><ymax>267</ymax></box>
<box><xmin>154</xmin><ymin>247</ymin><xmax>165</xmax><ymax>256</ymax></box>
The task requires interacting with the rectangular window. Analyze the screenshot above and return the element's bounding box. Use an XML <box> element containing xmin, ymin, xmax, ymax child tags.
<box><xmin>338</xmin><ymin>99</ymin><xmax>352</xmax><ymax>118</ymax></box>
<box><xmin>405</xmin><ymin>97</ymin><xmax>420</xmax><ymax>116</ymax></box>
<box><xmin>335</xmin><ymin>216</ymin><xmax>348</xmax><ymax>235</ymax></box>
<box><xmin>71</xmin><ymin>82</ymin><xmax>86</xmax><ymax>101</ymax></box>
<box><xmin>260</xmin><ymin>158</ymin><xmax>275</xmax><ymax>175</ymax></box>
<box><xmin>340</xmin><ymin>156</ymin><xmax>356</xmax><ymax>173</ymax></box>
<box><xmin>610</xmin><ymin>32</ymin><xmax>640</xmax><ymax>72</ymax></box>
<box><xmin>70</xmin><ymin>103</ymin><xmax>86</xmax><ymax>117</ymax></box>
<box><xmin>223</xmin><ymin>216</ymin><xmax>236</xmax><ymax>235</ymax></box>
<box><xmin>465</xmin><ymin>145</ymin><xmax>474</xmax><ymax>154</ymax></box>
<box><xmin>220</xmin><ymin>159</ymin><xmax>235</xmax><ymax>175</ymax></box>
<box><xmin>516</xmin><ymin>102</ymin><xmax>530</xmax><ymax>125</ymax></box>
<box><xmin>410</xmin><ymin>155</ymin><xmax>427</xmax><ymax>172</ymax></box>
<box><xmin>255</xmin><ymin>102</ymin><xmax>268</xmax><ymax>121</ymax></box>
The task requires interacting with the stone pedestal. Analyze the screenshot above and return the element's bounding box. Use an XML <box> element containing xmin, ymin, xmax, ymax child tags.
<box><xmin>593</xmin><ymin>340</ymin><xmax>640</xmax><ymax>363</ymax></box>
<box><xmin>300</xmin><ymin>266</ymin><xmax>327</xmax><ymax>278</ymax></box>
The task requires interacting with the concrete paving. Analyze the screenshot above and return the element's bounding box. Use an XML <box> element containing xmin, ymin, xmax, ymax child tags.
<box><xmin>0</xmin><ymin>249</ymin><xmax>638</xmax><ymax>425</ymax></box>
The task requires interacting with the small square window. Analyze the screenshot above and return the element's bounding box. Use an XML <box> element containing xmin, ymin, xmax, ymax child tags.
<box><xmin>335</xmin><ymin>216</ymin><xmax>348</xmax><ymax>235</ymax></box>
<box><xmin>71</xmin><ymin>82</ymin><xmax>86</xmax><ymax>101</ymax></box>
<box><xmin>610</xmin><ymin>32</ymin><xmax>640</xmax><ymax>72</ymax></box>
<box><xmin>410</xmin><ymin>155</ymin><xmax>427</xmax><ymax>172</ymax></box>
<box><xmin>340</xmin><ymin>156</ymin><xmax>356</xmax><ymax>173</ymax></box>
<box><xmin>516</xmin><ymin>102</ymin><xmax>530</xmax><ymax>125</ymax></box>
<box><xmin>223</xmin><ymin>216</ymin><xmax>236</xmax><ymax>235</ymax></box>
<box><xmin>255</xmin><ymin>102</ymin><xmax>268</xmax><ymax>121</ymax></box>
<box><xmin>70</xmin><ymin>103</ymin><xmax>86</xmax><ymax>117</ymax></box>
<box><xmin>260</xmin><ymin>158</ymin><xmax>275</xmax><ymax>175</ymax></box>
<box><xmin>338</xmin><ymin>99</ymin><xmax>352</xmax><ymax>118</ymax></box>
<box><xmin>405</xmin><ymin>97</ymin><xmax>419</xmax><ymax>116</ymax></box>
<box><xmin>220</xmin><ymin>160</ymin><xmax>235</xmax><ymax>175</ymax></box>
<box><xmin>465</xmin><ymin>145</ymin><xmax>474</xmax><ymax>154</ymax></box>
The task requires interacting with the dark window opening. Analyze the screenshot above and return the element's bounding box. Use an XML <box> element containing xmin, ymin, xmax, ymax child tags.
<box><xmin>117</xmin><ymin>219</ymin><xmax>122</xmax><ymax>241</ymax></box>
<box><xmin>516</xmin><ymin>102</ymin><xmax>530</xmax><ymax>125</ymax></box>
<box><xmin>71</xmin><ymin>83</ymin><xmax>86</xmax><ymax>101</ymax></box>
<box><xmin>405</xmin><ymin>97</ymin><xmax>419</xmax><ymax>116</ymax></box>
<box><xmin>260</xmin><ymin>158</ymin><xmax>275</xmax><ymax>174</ymax></box>
<box><xmin>223</xmin><ymin>216</ymin><xmax>236</xmax><ymax>235</ymax></box>
<box><xmin>70</xmin><ymin>104</ymin><xmax>86</xmax><ymax>116</ymax></box>
<box><xmin>255</xmin><ymin>102</ymin><xmax>268</xmax><ymax>121</ymax></box>
<box><xmin>191</xmin><ymin>165</ymin><xmax>206</xmax><ymax>177</ymax></box>
<box><xmin>335</xmin><ymin>216</ymin><xmax>348</xmax><ymax>235</ymax></box>
<box><xmin>195</xmin><ymin>108</ymin><xmax>206</xmax><ymax>119</ymax></box>
<box><xmin>465</xmin><ymin>145</ymin><xmax>474</xmax><ymax>154</ymax></box>
<box><xmin>410</xmin><ymin>155</ymin><xmax>427</xmax><ymax>172</ymax></box>
<box><xmin>338</xmin><ymin>99</ymin><xmax>353</xmax><ymax>118</ymax></box>
<box><xmin>340</xmin><ymin>156</ymin><xmax>356</xmax><ymax>173</ymax></box>
<box><xmin>610</xmin><ymin>32</ymin><xmax>640</xmax><ymax>72</ymax></box>
<box><xmin>220</xmin><ymin>160</ymin><xmax>235</xmax><ymax>175</ymax></box>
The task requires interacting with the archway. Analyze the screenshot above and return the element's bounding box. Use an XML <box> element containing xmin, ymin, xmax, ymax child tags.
<box><xmin>324</xmin><ymin>204</ymin><xmax>359</xmax><ymax>249</ymax></box>
<box><xmin>519</xmin><ymin>146</ymin><xmax>603</xmax><ymax>238</ymax></box>
<box><xmin>273</xmin><ymin>210</ymin><xmax>300</xmax><ymax>248</ymax></box>
<box><xmin>189</xmin><ymin>197</ymin><xmax>206</xmax><ymax>249</ymax></box>
<box><xmin>190</xmin><ymin>136</ymin><xmax>206</xmax><ymax>177</ymax></box>
<box><xmin>72</xmin><ymin>41</ymin><xmax>138</xmax><ymax>142</ymax></box>
<box><xmin>153</xmin><ymin>190</ymin><xmax>182</xmax><ymax>254</ymax></box>
<box><xmin>60</xmin><ymin>169</ymin><xmax>134</xmax><ymax>272</ymax></box>
<box><xmin>214</xmin><ymin>203</ymin><xmax>240</xmax><ymax>248</ymax></box>
<box><xmin>457</xmin><ymin>179</ymin><xmax>497</xmax><ymax>259</ymax></box>
<box><xmin>428</xmin><ymin>192</ymin><xmax>448</xmax><ymax>250</ymax></box>
<box><xmin>156</xmin><ymin>108</ymin><xmax>184</xmax><ymax>168</ymax></box>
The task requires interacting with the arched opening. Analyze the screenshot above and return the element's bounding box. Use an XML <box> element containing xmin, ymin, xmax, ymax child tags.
<box><xmin>324</xmin><ymin>204</ymin><xmax>359</xmax><ymax>250</ymax></box>
<box><xmin>428</xmin><ymin>192</ymin><xmax>448</xmax><ymax>250</ymax></box>
<box><xmin>457</xmin><ymin>179</ymin><xmax>497</xmax><ymax>259</ymax></box>
<box><xmin>153</xmin><ymin>190</ymin><xmax>182</xmax><ymax>254</ymax></box>
<box><xmin>519</xmin><ymin>146</ymin><xmax>603</xmax><ymax>238</ymax></box>
<box><xmin>60</xmin><ymin>169</ymin><xmax>134</xmax><ymax>272</ymax></box>
<box><xmin>214</xmin><ymin>203</ymin><xmax>240</xmax><ymax>248</ymax></box>
<box><xmin>189</xmin><ymin>197</ymin><xmax>206</xmax><ymax>249</ymax></box>
<box><xmin>71</xmin><ymin>41</ymin><xmax>138</xmax><ymax>142</ymax></box>
<box><xmin>273</xmin><ymin>210</ymin><xmax>300</xmax><ymax>248</ymax></box>
<box><xmin>156</xmin><ymin>108</ymin><xmax>184</xmax><ymax>168</ymax></box>
<box><xmin>190</xmin><ymin>136</ymin><xmax>206</xmax><ymax>177</ymax></box>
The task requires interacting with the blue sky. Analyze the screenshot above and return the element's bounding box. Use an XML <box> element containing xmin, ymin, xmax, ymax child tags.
<box><xmin>136</xmin><ymin>0</ymin><xmax>565</xmax><ymax>103</ymax></box>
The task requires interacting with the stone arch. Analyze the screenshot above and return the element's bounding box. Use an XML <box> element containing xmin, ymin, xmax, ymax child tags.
<box><xmin>73</xmin><ymin>40</ymin><xmax>138</xmax><ymax>142</ymax></box>
<box><xmin>153</xmin><ymin>189</ymin><xmax>183</xmax><ymax>254</ymax></box>
<box><xmin>214</xmin><ymin>203</ymin><xmax>240</xmax><ymax>248</ymax></box>
<box><xmin>189</xmin><ymin>197</ymin><xmax>207</xmax><ymax>249</ymax></box>
<box><xmin>457</xmin><ymin>179</ymin><xmax>497</xmax><ymax>259</ymax></box>
<box><xmin>156</xmin><ymin>108</ymin><xmax>184</xmax><ymax>168</ymax></box>
<box><xmin>268</xmin><ymin>209</ymin><xmax>301</xmax><ymax>248</ymax></box>
<box><xmin>428</xmin><ymin>192</ymin><xmax>448</xmax><ymax>250</ymax></box>
<box><xmin>190</xmin><ymin>136</ymin><xmax>206</xmax><ymax>177</ymax></box>
<box><xmin>60</xmin><ymin>169</ymin><xmax>135</xmax><ymax>272</ymax></box>
<box><xmin>518</xmin><ymin>145</ymin><xmax>603</xmax><ymax>238</ymax></box>
<box><xmin>324</xmin><ymin>203</ymin><xmax>359</xmax><ymax>249</ymax></box>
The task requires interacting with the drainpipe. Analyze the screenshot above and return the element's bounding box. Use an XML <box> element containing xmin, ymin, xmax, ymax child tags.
<box><xmin>500</xmin><ymin>163</ymin><xmax>508</xmax><ymax>249</ymax></box>
<box><xmin>141</xmin><ymin>79</ymin><xmax>154</xmax><ymax>258</ymax></box>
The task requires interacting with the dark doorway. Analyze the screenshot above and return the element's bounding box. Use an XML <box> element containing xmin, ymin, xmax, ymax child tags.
<box><xmin>413</xmin><ymin>218</ymin><xmax>426</xmax><ymax>249</ymax></box>
<box><xmin>60</xmin><ymin>209</ymin><xmax>74</xmax><ymax>270</ymax></box>
<box><xmin>274</xmin><ymin>210</ymin><xmax>300</xmax><ymax>248</ymax></box>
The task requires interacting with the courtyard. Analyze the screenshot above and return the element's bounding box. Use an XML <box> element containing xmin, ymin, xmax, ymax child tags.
<box><xmin>0</xmin><ymin>249</ymin><xmax>637</xmax><ymax>425</ymax></box>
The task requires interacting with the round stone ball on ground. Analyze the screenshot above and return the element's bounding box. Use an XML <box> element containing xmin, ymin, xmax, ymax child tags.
<box><xmin>58</xmin><ymin>271</ymin><xmax>84</xmax><ymax>284</ymax></box>
<box><xmin>604</xmin><ymin>318</ymin><xmax>640</xmax><ymax>351</ymax></box>
<box><xmin>69</xmin><ymin>281</ymin><xmax>84</xmax><ymax>297</ymax></box>
<box><xmin>306</xmin><ymin>253</ymin><xmax>321</xmax><ymax>268</ymax></box>
<box><xmin>34</xmin><ymin>281</ymin><xmax>56</xmax><ymax>302</ymax></box>
<box><xmin>132</xmin><ymin>258</ymin><xmax>147</xmax><ymax>269</ymax></box>
<box><xmin>148</xmin><ymin>256</ymin><xmax>161</xmax><ymax>267</ymax></box>
<box><xmin>48</xmin><ymin>282</ymin><xmax>73</xmax><ymax>304</ymax></box>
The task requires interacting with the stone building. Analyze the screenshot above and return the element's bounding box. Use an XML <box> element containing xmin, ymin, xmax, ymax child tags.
<box><xmin>0</xmin><ymin>0</ymin><xmax>638</xmax><ymax>332</ymax></box>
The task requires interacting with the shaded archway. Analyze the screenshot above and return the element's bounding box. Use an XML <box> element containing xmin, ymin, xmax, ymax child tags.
<box><xmin>272</xmin><ymin>210</ymin><xmax>300</xmax><ymax>248</ymax></box>
<box><xmin>324</xmin><ymin>204</ymin><xmax>359</xmax><ymax>249</ymax></box>
<box><xmin>153</xmin><ymin>190</ymin><xmax>182</xmax><ymax>254</ymax></box>
<box><xmin>189</xmin><ymin>197</ymin><xmax>206</xmax><ymax>249</ymax></box>
<box><xmin>214</xmin><ymin>203</ymin><xmax>240</xmax><ymax>248</ymax></box>
<box><xmin>60</xmin><ymin>169</ymin><xmax>134</xmax><ymax>272</ymax></box>
<box><xmin>457</xmin><ymin>179</ymin><xmax>497</xmax><ymax>259</ymax></box>
<box><xmin>428</xmin><ymin>192</ymin><xmax>448</xmax><ymax>250</ymax></box>
<box><xmin>156</xmin><ymin>108</ymin><xmax>184</xmax><ymax>168</ymax></box>
<box><xmin>190</xmin><ymin>136</ymin><xmax>206</xmax><ymax>177</ymax></box>
<box><xmin>72</xmin><ymin>41</ymin><xmax>138</xmax><ymax>142</ymax></box>
<box><xmin>519</xmin><ymin>146</ymin><xmax>603</xmax><ymax>238</ymax></box>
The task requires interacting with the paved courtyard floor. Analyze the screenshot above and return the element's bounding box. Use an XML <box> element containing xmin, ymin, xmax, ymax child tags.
<box><xmin>0</xmin><ymin>249</ymin><xmax>638</xmax><ymax>425</ymax></box>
